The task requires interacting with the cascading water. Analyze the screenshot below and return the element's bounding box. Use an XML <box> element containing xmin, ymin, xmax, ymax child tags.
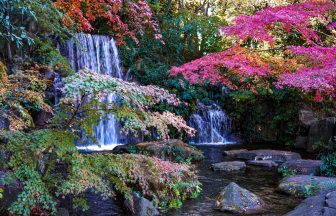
<box><xmin>189</xmin><ymin>101</ymin><xmax>235</xmax><ymax>144</ymax></box>
<box><xmin>64</xmin><ymin>33</ymin><xmax>126</xmax><ymax>151</ymax></box>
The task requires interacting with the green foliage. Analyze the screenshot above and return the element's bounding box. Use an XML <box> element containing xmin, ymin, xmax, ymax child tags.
<box><xmin>31</xmin><ymin>39</ymin><xmax>73</xmax><ymax>75</ymax></box>
<box><xmin>0</xmin><ymin>129</ymin><xmax>201</xmax><ymax>215</ymax></box>
<box><xmin>0</xmin><ymin>0</ymin><xmax>35</xmax><ymax>48</ymax></box>
<box><xmin>278</xmin><ymin>164</ymin><xmax>298</xmax><ymax>177</ymax></box>
<box><xmin>320</xmin><ymin>152</ymin><xmax>336</xmax><ymax>177</ymax></box>
<box><xmin>225</xmin><ymin>87</ymin><xmax>305</xmax><ymax>144</ymax></box>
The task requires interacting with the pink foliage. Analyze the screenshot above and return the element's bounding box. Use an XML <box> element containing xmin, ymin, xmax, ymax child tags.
<box><xmin>170</xmin><ymin>47</ymin><xmax>272</xmax><ymax>89</ymax></box>
<box><xmin>277</xmin><ymin>46</ymin><xmax>336</xmax><ymax>96</ymax></box>
<box><xmin>221</xmin><ymin>1</ymin><xmax>335</xmax><ymax>44</ymax></box>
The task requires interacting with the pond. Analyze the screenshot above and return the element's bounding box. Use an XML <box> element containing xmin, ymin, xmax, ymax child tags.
<box><xmin>167</xmin><ymin>144</ymin><xmax>304</xmax><ymax>216</ymax></box>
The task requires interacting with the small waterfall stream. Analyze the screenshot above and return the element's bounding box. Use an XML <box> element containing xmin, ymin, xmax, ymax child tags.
<box><xmin>65</xmin><ymin>33</ymin><xmax>127</xmax><ymax>151</ymax></box>
<box><xmin>189</xmin><ymin>102</ymin><xmax>235</xmax><ymax>144</ymax></box>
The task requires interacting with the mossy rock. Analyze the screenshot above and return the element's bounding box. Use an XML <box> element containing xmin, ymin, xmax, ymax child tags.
<box><xmin>134</xmin><ymin>139</ymin><xmax>204</xmax><ymax>163</ymax></box>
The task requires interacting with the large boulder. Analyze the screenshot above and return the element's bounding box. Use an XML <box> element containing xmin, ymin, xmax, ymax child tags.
<box><xmin>215</xmin><ymin>182</ymin><xmax>265</xmax><ymax>214</ymax></box>
<box><xmin>307</xmin><ymin>117</ymin><xmax>336</xmax><ymax>152</ymax></box>
<box><xmin>124</xmin><ymin>192</ymin><xmax>160</xmax><ymax>216</ymax></box>
<box><xmin>135</xmin><ymin>139</ymin><xmax>203</xmax><ymax>163</ymax></box>
<box><xmin>279</xmin><ymin>175</ymin><xmax>336</xmax><ymax>197</ymax></box>
<box><xmin>299</xmin><ymin>109</ymin><xmax>318</xmax><ymax>127</ymax></box>
<box><xmin>280</xmin><ymin>160</ymin><xmax>322</xmax><ymax>176</ymax></box>
<box><xmin>285</xmin><ymin>190</ymin><xmax>336</xmax><ymax>216</ymax></box>
<box><xmin>234</xmin><ymin>149</ymin><xmax>301</xmax><ymax>163</ymax></box>
<box><xmin>212</xmin><ymin>161</ymin><xmax>246</xmax><ymax>172</ymax></box>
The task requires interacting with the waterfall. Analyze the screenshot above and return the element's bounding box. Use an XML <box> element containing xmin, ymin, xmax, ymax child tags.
<box><xmin>189</xmin><ymin>102</ymin><xmax>235</xmax><ymax>144</ymax></box>
<box><xmin>64</xmin><ymin>33</ymin><xmax>126</xmax><ymax>151</ymax></box>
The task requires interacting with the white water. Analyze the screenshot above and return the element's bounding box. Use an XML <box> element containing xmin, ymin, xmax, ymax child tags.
<box><xmin>66</xmin><ymin>33</ymin><xmax>126</xmax><ymax>151</ymax></box>
<box><xmin>189</xmin><ymin>102</ymin><xmax>235</xmax><ymax>145</ymax></box>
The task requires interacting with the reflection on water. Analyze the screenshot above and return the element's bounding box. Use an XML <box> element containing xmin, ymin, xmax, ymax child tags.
<box><xmin>167</xmin><ymin>145</ymin><xmax>303</xmax><ymax>216</ymax></box>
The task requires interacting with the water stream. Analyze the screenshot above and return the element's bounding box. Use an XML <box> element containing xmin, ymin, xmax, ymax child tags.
<box><xmin>189</xmin><ymin>102</ymin><xmax>235</xmax><ymax>145</ymax></box>
<box><xmin>64</xmin><ymin>33</ymin><xmax>127</xmax><ymax>151</ymax></box>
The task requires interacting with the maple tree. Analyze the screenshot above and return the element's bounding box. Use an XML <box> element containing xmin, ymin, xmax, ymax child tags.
<box><xmin>54</xmin><ymin>0</ymin><xmax>162</xmax><ymax>45</ymax></box>
<box><xmin>170</xmin><ymin>0</ymin><xmax>336</xmax><ymax>100</ymax></box>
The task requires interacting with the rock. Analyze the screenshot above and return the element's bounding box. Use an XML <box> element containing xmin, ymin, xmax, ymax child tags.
<box><xmin>223</xmin><ymin>149</ymin><xmax>248</xmax><ymax>157</ymax></box>
<box><xmin>308</xmin><ymin>117</ymin><xmax>336</xmax><ymax>152</ymax></box>
<box><xmin>285</xmin><ymin>192</ymin><xmax>325</xmax><ymax>216</ymax></box>
<box><xmin>0</xmin><ymin>171</ymin><xmax>21</xmax><ymax>213</ymax></box>
<box><xmin>135</xmin><ymin>139</ymin><xmax>203</xmax><ymax>163</ymax></box>
<box><xmin>323</xmin><ymin>207</ymin><xmax>336</xmax><ymax>216</ymax></box>
<box><xmin>294</xmin><ymin>136</ymin><xmax>308</xmax><ymax>149</ymax></box>
<box><xmin>56</xmin><ymin>208</ymin><xmax>69</xmax><ymax>216</ymax></box>
<box><xmin>0</xmin><ymin>116</ymin><xmax>9</xmax><ymax>130</ymax></box>
<box><xmin>326</xmin><ymin>197</ymin><xmax>336</xmax><ymax>209</ymax></box>
<box><xmin>299</xmin><ymin>109</ymin><xmax>318</xmax><ymax>127</ymax></box>
<box><xmin>280</xmin><ymin>160</ymin><xmax>322</xmax><ymax>175</ymax></box>
<box><xmin>215</xmin><ymin>182</ymin><xmax>265</xmax><ymax>214</ymax></box>
<box><xmin>326</xmin><ymin>191</ymin><xmax>336</xmax><ymax>199</ymax></box>
<box><xmin>235</xmin><ymin>149</ymin><xmax>301</xmax><ymax>163</ymax></box>
<box><xmin>212</xmin><ymin>161</ymin><xmax>246</xmax><ymax>172</ymax></box>
<box><xmin>32</xmin><ymin>110</ymin><xmax>54</xmax><ymax>127</ymax></box>
<box><xmin>247</xmin><ymin>160</ymin><xmax>278</xmax><ymax>168</ymax></box>
<box><xmin>124</xmin><ymin>192</ymin><xmax>160</xmax><ymax>216</ymax></box>
<box><xmin>279</xmin><ymin>175</ymin><xmax>336</xmax><ymax>196</ymax></box>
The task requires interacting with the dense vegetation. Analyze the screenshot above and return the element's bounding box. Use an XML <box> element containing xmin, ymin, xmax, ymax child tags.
<box><xmin>0</xmin><ymin>0</ymin><xmax>335</xmax><ymax>215</ymax></box>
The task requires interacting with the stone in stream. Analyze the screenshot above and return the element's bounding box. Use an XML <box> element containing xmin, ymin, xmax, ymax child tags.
<box><xmin>247</xmin><ymin>160</ymin><xmax>278</xmax><ymax>168</ymax></box>
<box><xmin>285</xmin><ymin>189</ymin><xmax>336</xmax><ymax>216</ymax></box>
<box><xmin>280</xmin><ymin>160</ymin><xmax>322</xmax><ymax>175</ymax></box>
<box><xmin>234</xmin><ymin>149</ymin><xmax>301</xmax><ymax>163</ymax></box>
<box><xmin>278</xmin><ymin>175</ymin><xmax>336</xmax><ymax>196</ymax></box>
<box><xmin>211</xmin><ymin>161</ymin><xmax>246</xmax><ymax>172</ymax></box>
<box><xmin>215</xmin><ymin>182</ymin><xmax>265</xmax><ymax>214</ymax></box>
<box><xmin>223</xmin><ymin>149</ymin><xmax>248</xmax><ymax>157</ymax></box>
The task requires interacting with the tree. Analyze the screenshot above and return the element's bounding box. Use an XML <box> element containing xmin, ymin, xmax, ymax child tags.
<box><xmin>170</xmin><ymin>0</ymin><xmax>336</xmax><ymax>100</ymax></box>
<box><xmin>54</xmin><ymin>0</ymin><xmax>162</xmax><ymax>45</ymax></box>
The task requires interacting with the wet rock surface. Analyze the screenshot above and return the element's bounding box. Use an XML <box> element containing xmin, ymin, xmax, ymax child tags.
<box><xmin>214</xmin><ymin>182</ymin><xmax>265</xmax><ymax>214</ymax></box>
<box><xmin>233</xmin><ymin>149</ymin><xmax>301</xmax><ymax>163</ymax></box>
<box><xmin>285</xmin><ymin>190</ymin><xmax>336</xmax><ymax>216</ymax></box>
<box><xmin>247</xmin><ymin>160</ymin><xmax>278</xmax><ymax>168</ymax></box>
<box><xmin>279</xmin><ymin>175</ymin><xmax>336</xmax><ymax>196</ymax></box>
<box><xmin>280</xmin><ymin>160</ymin><xmax>322</xmax><ymax>175</ymax></box>
<box><xmin>223</xmin><ymin>149</ymin><xmax>248</xmax><ymax>157</ymax></box>
<box><xmin>212</xmin><ymin>161</ymin><xmax>246</xmax><ymax>171</ymax></box>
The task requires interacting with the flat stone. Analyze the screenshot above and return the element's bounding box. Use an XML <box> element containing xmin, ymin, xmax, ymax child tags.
<box><xmin>279</xmin><ymin>175</ymin><xmax>336</xmax><ymax>197</ymax></box>
<box><xmin>247</xmin><ymin>160</ymin><xmax>278</xmax><ymax>168</ymax></box>
<box><xmin>212</xmin><ymin>161</ymin><xmax>246</xmax><ymax>172</ymax></box>
<box><xmin>235</xmin><ymin>149</ymin><xmax>301</xmax><ymax>163</ymax></box>
<box><xmin>326</xmin><ymin>197</ymin><xmax>336</xmax><ymax>209</ymax></box>
<box><xmin>215</xmin><ymin>182</ymin><xmax>265</xmax><ymax>214</ymax></box>
<box><xmin>323</xmin><ymin>207</ymin><xmax>336</xmax><ymax>216</ymax></box>
<box><xmin>223</xmin><ymin>149</ymin><xmax>248</xmax><ymax>157</ymax></box>
<box><xmin>280</xmin><ymin>160</ymin><xmax>322</xmax><ymax>175</ymax></box>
